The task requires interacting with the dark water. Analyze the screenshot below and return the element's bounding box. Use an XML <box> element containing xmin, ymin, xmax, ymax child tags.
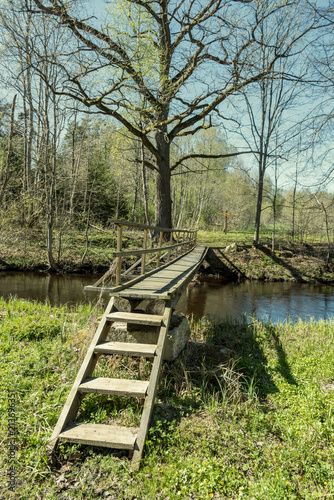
<box><xmin>0</xmin><ymin>272</ymin><xmax>334</xmax><ymax>323</ymax></box>
<box><xmin>0</xmin><ymin>271</ymin><xmax>100</xmax><ymax>307</ymax></box>
<box><xmin>175</xmin><ymin>278</ymin><xmax>334</xmax><ymax>323</ymax></box>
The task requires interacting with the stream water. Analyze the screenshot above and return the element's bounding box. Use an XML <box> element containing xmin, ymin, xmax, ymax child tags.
<box><xmin>1</xmin><ymin>271</ymin><xmax>334</xmax><ymax>323</ymax></box>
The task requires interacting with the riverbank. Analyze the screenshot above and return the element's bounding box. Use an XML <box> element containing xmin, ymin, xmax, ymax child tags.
<box><xmin>1</xmin><ymin>298</ymin><xmax>334</xmax><ymax>499</ymax></box>
<box><xmin>1</xmin><ymin>226</ymin><xmax>334</xmax><ymax>284</ymax></box>
<box><xmin>205</xmin><ymin>244</ymin><xmax>334</xmax><ymax>284</ymax></box>
<box><xmin>0</xmin><ymin>227</ymin><xmax>120</xmax><ymax>272</ymax></box>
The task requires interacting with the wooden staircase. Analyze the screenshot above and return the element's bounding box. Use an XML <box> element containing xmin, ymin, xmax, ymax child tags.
<box><xmin>47</xmin><ymin>297</ymin><xmax>172</xmax><ymax>469</ymax></box>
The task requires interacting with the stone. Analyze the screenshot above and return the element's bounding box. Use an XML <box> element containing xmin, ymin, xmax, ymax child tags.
<box><xmin>166</xmin><ymin>314</ymin><xmax>191</xmax><ymax>361</ymax></box>
<box><xmin>145</xmin><ymin>299</ymin><xmax>165</xmax><ymax>316</ymax></box>
<box><xmin>225</xmin><ymin>242</ymin><xmax>237</xmax><ymax>253</ymax></box>
<box><xmin>114</xmin><ymin>297</ymin><xmax>132</xmax><ymax>312</ymax></box>
<box><xmin>106</xmin><ymin>313</ymin><xmax>190</xmax><ymax>361</ymax></box>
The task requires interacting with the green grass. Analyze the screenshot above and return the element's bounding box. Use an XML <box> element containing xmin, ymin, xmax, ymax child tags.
<box><xmin>0</xmin><ymin>226</ymin><xmax>144</xmax><ymax>271</ymax></box>
<box><xmin>197</xmin><ymin>229</ymin><xmax>253</xmax><ymax>247</ymax></box>
<box><xmin>1</xmin><ymin>300</ymin><xmax>334</xmax><ymax>499</ymax></box>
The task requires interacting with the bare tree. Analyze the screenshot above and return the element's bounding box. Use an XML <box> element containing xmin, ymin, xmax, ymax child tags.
<box><xmin>0</xmin><ymin>95</ymin><xmax>17</xmax><ymax>210</ymax></box>
<box><xmin>24</xmin><ymin>0</ymin><xmax>318</xmax><ymax>229</ymax></box>
<box><xmin>0</xmin><ymin>0</ymin><xmax>69</xmax><ymax>268</ymax></box>
<box><xmin>232</xmin><ymin>40</ymin><xmax>308</xmax><ymax>246</ymax></box>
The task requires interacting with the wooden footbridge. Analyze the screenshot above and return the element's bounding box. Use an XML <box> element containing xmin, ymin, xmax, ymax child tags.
<box><xmin>48</xmin><ymin>220</ymin><xmax>207</xmax><ymax>469</ymax></box>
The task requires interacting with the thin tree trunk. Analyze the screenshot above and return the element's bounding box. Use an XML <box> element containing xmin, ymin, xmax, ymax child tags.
<box><xmin>115</xmin><ymin>161</ymin><xmax>123</xmax><ymax>220</ymax></box>
<box><xmin>81</xmin><ymin>172</ymin><xmax>95</xmax><ymax>265</ymax></box>
<box><xmin>44</xmin><ymin>84</ymin><xmax>58</xmax><ymax>270</ymax></box>
<box><xmin>0</xmin><ymin>95</ymin><xmax>17</xmax><ymax>210</ymax></box>
<box><xmin>315</xmin><ymin>196</ymin><xmax>331</xmax><ymax>264</ymax></box>
<box><xmin>272</xmin><ymin>143</ymin><xmax>279</xmax><ymax>254</ymax></box>
<box><xmin>253</xmin><ymin>163</ymin><xmax>265</xmax><ymax>246</ymax></box>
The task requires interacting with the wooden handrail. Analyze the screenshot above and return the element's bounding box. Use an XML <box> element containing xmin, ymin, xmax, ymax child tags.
<box><xmin>111</xmin><ymin>219</ymin><xmax>197</xmax><ymax>285</ymax></box>
<box><xmin>113</xmin><ymin>238</ymin><xmax>197</xmax><ymax>258</ymax></box>
<box><xmin>109</xmin><ymin>218</ymin><xmax>197</xmax><ymax>234</ymax></box>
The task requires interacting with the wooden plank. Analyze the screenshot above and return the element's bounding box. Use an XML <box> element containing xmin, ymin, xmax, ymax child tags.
<box><xmin>47</xmin><ymin>297</ymin><xmax>117</xmax><ymax>456</ymax></box>
<box><xmin>141</xmin><ymin>229</ymin><xmax>148</xmax><ymax>275</ymax></box>
<box><xmin>93</xmin><ymin>263</ymin><xmax>115</xmax><ymax>287</ymax></box>
<box><xmin>156</xmin><ymin>231</ymin><xmax>163</xmax><ymax>267</ymax></box>
<box><xmin>59</xmin><ymin>423</ymin><xmax>137</xmax><ymax>450</ymax></box>
<box><xmin>106</xmin><ymin>311</ymin><xmax>163</xmax><ymax>326</ymax></box>
<box><xmin>95</xmin><ymin>341</ymin><xmax>156</xmax><ymax>357</ymax></box>
<box><xmin>89</xmin><ymin>246</ymin><xmax>205</xmax><ymax>299</ymax></box>
<box><xmin>167</xmin><ymin>232</ymin><xmax>173</xmax><ymax>262</ymax></box>
<box><xmin>78</xmin><ymin>377</ymin><xmax>149</xmax><ymax>397</ymax></box>
<box><xmin>112</xmin><ymin>291</ymin><xmax>171</xmax><ymax>300</ymax></box>
<box><xmin>84</xmin><ymin>286</ymin><xmax>113</xmax><ymax>293</ymax></box>
<box><xmin>123</xmin><ymin>256</ymin><xmax>142</xmax><ymax>276</ymax></box>
<box><xmin>116</xmin><ymin>224</ymin><xmax>123</xmax><ymax>286</ymax></box>
<box><xmin>108</xmin><ymin>245</ymin><xmax>201</xmax><ymax>295</ymax></box>
<box><xmin>131</xmin><ymin>301</ymin><xmax>172</xmax><ymax>470</ymax></box>
<box><xmin>115</xmin><ymin>247</ymin><xmax>207</xmax><ymax>301</ymax></box>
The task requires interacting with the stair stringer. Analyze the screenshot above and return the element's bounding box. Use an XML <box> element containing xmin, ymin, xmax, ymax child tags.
<box><xmin>46</xmin><ymin>296</ymin><xmax>117</xmax><ymax>458</ymax></box>
<box><xmin>131</xmin><ymin>300</ymin><xmax>173</xmax><ymax>470</ymax></box>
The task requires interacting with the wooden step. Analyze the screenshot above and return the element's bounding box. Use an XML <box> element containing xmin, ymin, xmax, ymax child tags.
<box><xmin>78</xmin><ymin>377</ymin><xmax>149</xmax><ymax>397</ymax></box>
<box><xmin>95</xmin><ymin>341</ymin><xmax>157</xmax><ymax>357</ymax></box>
<box><xmin>59</xmin><ymin>423</ymin><xmax>137</xmax><ymax>450</ymax></box>
<box><xmin>106</xmin><ymin>311</ymin><xmax>163</xmax><ymax>326</ymax></box>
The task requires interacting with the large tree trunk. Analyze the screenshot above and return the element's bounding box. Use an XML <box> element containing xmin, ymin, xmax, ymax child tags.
<box><xmin>154</xmin><ymin>129</ymin><xmax>172</xmax><ymax>229</ymax></box>
<box><xmin>141</xmin><ymin>143</ymin><xmax>151</xmax><ymax>226</ymax></box>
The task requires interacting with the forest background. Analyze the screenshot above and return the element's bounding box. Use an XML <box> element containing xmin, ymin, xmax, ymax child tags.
<box><xmin>0</xmin><ymin>0</ymin><xmax>334</xmax><ymax>270</ymax></box>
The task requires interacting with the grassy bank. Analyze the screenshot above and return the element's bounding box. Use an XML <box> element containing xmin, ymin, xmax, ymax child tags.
<box><xmin>1</xmin><ymin>298</ymin><xmax>334</xmax><ymax>499</ymax></box>
<box><xmin>1</xmin><ymin>226</ymin><xmax>334</xmax><ymax>283</ymax></box>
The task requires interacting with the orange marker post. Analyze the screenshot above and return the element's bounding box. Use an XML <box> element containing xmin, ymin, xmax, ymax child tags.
<box><xmin>218</xmin><ymin>211</ymin><xmax>235</xmax><ymax>233</ymax></box>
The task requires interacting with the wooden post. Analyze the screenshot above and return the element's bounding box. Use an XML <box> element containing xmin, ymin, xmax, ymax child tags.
<box><xmin>156</xmin><ymin>231</ymin><xmax>163</xmax><ymax>267</ymax></box>
<box><xmin>141</xmin><ymin>229</ymin><xmax>148</xmax><ymax>275</ymax></box>
<box><xmin>167</xmin><ymin>231</ymin><xmax>173</xmax><ymax>262</ymax></box>
<box><xmin>177</xmin><ymin>231</ymin><xmax>180</xmax><ymax>256</ymax></box>
<box><xmin>116</xmin><ymin>224</ymin><xmax>122</xmax><ymax>285</ymax></box>
<box><xmin>219</xmin><ymin>212</ymin><xmax>235</xmax><ymax>235</ymax></box>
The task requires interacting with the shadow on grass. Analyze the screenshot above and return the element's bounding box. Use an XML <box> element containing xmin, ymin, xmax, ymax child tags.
<box><xmin>201</xmin><ymin>316</ymin><xmax>298</xmax><ymax>398</ymax></box>
<box><xmin>266</xmin><ymin>252</ymin><xmax>307</xmax><ymax>283</ymax></box>
<box><xmin>53</xmin><ymin>317</ymin><xmax>299</xmax><ymax>466</ymax></box>
<box><xmin>258</xmin><ymin>245</ymin><xmax>327</xmax><ymax>283</ymax></box>
<box><xmin>203</xmin><ymin>248</ymin><xmax>245</xmax><ymax>281</ymax></box>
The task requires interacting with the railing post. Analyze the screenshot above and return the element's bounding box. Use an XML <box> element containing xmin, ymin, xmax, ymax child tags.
<box><xmin>141</xmin><ymin>229</ymin><xmax>148</xmax><ymax>275</ymax></box>
<box><xmin>167</xmin><ymin>231</ymin><xmax>173</xmax><ymax>262</ymax></box>
<box><xmin>156</xmin><ymin>230</ymin><xmax>163</xmax><ymax>267</ymax></box>
<box><xmin>116</xmin><ymin>224</ymin><xmax>122</xmax><ymax>286</ymax></box>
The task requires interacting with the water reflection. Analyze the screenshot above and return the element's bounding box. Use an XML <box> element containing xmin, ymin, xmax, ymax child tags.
<box><xmin>175</xmin><ymin>278</ymin><xmax>334</xmax><ymax>323</ymax></box>
<box><xmin>0</xmin><ymin>271</ymin><xmax>101</xmax><ymax>307</ymax></box>
<box><xmin>0</xmin><ymin>272</ymin><xmax>334</xmax><ymax>323</ymax></box>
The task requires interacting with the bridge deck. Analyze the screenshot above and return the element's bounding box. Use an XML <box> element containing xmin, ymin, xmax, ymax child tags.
<box><xmin>109</xmin><ymin>246</ymin><xmax>207</xmax><ymax>300</ymax></box>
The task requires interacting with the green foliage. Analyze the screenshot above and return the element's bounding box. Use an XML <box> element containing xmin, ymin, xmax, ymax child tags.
<box><xmin>0</xmin><ymin>298</ymin><xmax>64</xmax><ymax>340</ymax></box>
<box><xmin>1</xmin><ymin>299</ymin><xmax>334</xmax><ymax>498</ymax></box>
<box><xmin>58</xmin><ymin>118</ymin><xmax>130</xmax><ymax>226</ymax></box>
